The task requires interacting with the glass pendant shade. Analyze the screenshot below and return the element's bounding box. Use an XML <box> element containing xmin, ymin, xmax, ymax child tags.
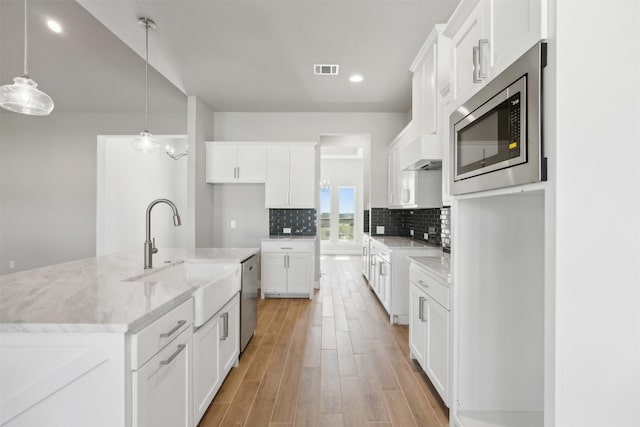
<box><xmin>131</xmin><ymin>131</ymin><xmax>159</xmax><ymax>153</ymax></box>
<box><xmin>0</xmin><ymin>76</ymin><xmax>54</xmax><ymax>116</ymax></box>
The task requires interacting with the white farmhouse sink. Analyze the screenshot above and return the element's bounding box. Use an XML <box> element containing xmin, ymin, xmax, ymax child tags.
<box><xmin>133</xmin><ymin>261</ymin><xmax>241</xmax><ymax>327</ymax></box>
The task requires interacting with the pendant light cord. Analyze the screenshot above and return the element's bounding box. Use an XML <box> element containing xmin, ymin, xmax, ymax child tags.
<box><xmin>23</xmin><ymin>0</ymin><xmax>28</xmax><ymax>77</ymax></box>
<box><xmin>144</xmin><ymin>19</ymin><xmax>149</xmax><ymax>132</ymax></box>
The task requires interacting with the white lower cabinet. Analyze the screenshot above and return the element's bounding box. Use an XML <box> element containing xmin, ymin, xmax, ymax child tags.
<box><xmin>130</xmin><ymin>299</ymin><xmax>194</xmax><ymax>427</ymax></box>
<box><xmin>132</xmin><ymin>326</ymin><xmax>193</xmax><ymax>427</ymax></box>
<box><xmin>193</xmin><ymin>293</ymin><xmax>240</xmax><ymax>425</ymax></box>
<box><xmin>261</xmin><ymin>239</ymin><xmax>315</xmax><ymax>299</ymax></box>
<box><xmin>409</xmin><ymin>263</ymin><xmax>450</xmax><ymax>405</ymax></box>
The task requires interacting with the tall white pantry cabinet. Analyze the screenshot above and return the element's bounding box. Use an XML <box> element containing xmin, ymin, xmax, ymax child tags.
<box><xmin>441</xmin><ymin>1</ymin><xmax>640</xmax><ymax>427</ymax></box>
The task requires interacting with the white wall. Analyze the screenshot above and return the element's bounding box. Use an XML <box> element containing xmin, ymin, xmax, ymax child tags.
<box><xmin>552</xmin><ymin>1</ymin><xmax>640</xmax><ymax>425</ymax></box>
<box><xmin>213</xmin><ymin>112</ymin><xmax>407</xmax><ymax>208</ymax></box>
<box><xmin>96</xmin><ymin>136</ymin><xmax>188</xmax><ymax>256</ymax></box>
<box><xmin>0</xmin><ymin>112</ymin><xmax>186</xmax><ymax>274</ymax></box>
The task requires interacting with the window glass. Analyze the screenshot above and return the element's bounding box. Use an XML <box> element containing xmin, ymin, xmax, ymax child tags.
<box><xmin>338</xmin><ymin>187</ymin><xmax>355</xmax><ymax>241</ymax></box>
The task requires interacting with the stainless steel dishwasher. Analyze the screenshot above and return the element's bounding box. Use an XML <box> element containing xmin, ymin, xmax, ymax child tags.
<box><xmin>240</xmin><ymin>254</ymin><xmax>258</xmax><ymax>353</ymax></box>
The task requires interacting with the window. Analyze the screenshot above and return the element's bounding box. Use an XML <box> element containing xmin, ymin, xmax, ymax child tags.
<box><xmin>338</xmin><ymin>187</ymin><xmax>355</xmax><ymax>242</ymax></box>
<box><xmin>319</xmin><ymin>187</ymin><xmax>331</xmax><ymax>240</ymax></box>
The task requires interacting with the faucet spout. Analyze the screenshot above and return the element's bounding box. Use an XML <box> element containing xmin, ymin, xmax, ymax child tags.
<box><xmin>144</xmin><ymin>199</ymin><xmax>182</xmax><ymax>269</ymax></box>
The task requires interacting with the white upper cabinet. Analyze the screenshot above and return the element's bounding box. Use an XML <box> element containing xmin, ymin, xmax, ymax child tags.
<box><xmin>288</xmin><ymin>147</ymin><xmax>315</xmax><ymax>208</ymax></box>
<box><xmin>444</xmin><ymin>0</ymin><xmax>547</xmax><ymax>106</ymax></box>
<box><xmin>410</xmin><ymin>25</ymin><xmax>449</xmax><ymax>139</ymax></box>
<box><xmin>205</xmin><ymin>142</ymin><xmax>267</xmax><ymax>183</ymax></box>
<box><xmin>265</xmin><ymin>145</ymin><xmax>315</xmax><ymax>209</ymax></box>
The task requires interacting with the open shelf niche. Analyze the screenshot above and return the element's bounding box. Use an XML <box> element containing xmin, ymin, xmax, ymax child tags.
<box><xmin>452</xmin><ymin>190</ymin><xmax>545</xmax><ymax>427</ymax></box>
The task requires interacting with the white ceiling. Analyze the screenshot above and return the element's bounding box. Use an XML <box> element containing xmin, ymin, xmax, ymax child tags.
<box><xmin>1</xmin><ymin>0</ymin><xmax>460</xmax><ymax>114</ymax></box>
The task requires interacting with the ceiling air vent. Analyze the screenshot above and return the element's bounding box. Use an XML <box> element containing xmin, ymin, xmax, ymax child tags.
<box><xmin>314</xmin><ymin>64</ymin><xmax>339</xmax><ymax>76</ymax></box>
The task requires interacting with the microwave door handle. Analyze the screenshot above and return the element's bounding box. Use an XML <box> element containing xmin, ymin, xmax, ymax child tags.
<box><xmin>473</xmin><ymin>46</ymin><xmax>481</xmax><ymax>83</ymax></box>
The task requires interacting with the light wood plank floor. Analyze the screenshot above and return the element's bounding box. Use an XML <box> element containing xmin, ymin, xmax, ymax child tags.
<box><xmin>199</xmin><ymin>255</ymin><xmax>448</xmax><ymax>427</ymax></box>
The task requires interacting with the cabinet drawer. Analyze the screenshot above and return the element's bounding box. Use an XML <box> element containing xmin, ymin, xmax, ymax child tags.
<box><xmin>410</xmin><ymin>264</ymin><xmax>450</xmax><ymax>310</ymax></box>
<box><xmin>262</xmin><ymin>240</ymin><xmax>314</xmax><ymax>253</ymax></box>
<box><xmin>130</xmin><ymin>299</ymin><xmax>193</xmax><ymax>370</ymax></box>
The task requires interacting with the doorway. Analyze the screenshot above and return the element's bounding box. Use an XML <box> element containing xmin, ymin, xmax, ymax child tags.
<box><xmin>319</xmin><ymin>134</ymin><xmax>367</xmax><ymax>255</ymax></box>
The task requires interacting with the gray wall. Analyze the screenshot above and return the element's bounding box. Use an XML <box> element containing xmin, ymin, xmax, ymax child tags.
<box><xmin>213</xmin><ymin>112</ymin><xmax>406</xmax><ymax>208</ymax></box>
<box><xmin>212</xmin><ymin>184</ymin><xmax>268</xmax><ymax>248</ymax></box>
<box><xmin>0</xmin><ymin>112</ymin><xmax>186</xmax><ymax>274</ymax></box>
<box><xmin>187</xmin><ymin>97</ymin><xmax>215</xmax><ymax>248</ymax></box>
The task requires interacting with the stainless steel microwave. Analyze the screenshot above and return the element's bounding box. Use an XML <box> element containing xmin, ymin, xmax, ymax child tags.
<box><xmin>450</xmin><ymin>42</ymin><xmax>547</xmax><ymax>195</ymax></box>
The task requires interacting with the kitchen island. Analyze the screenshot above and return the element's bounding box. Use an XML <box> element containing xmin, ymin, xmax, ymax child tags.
<box><xmin>0</xmin><ymin>247</ymin><xmax>258</xmax><ymax>427</ymax></box>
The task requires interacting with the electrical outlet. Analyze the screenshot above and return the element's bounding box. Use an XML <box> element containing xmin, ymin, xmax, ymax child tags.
<box><xmin>424</xmin><ymin>233</ymin><xmax>429</xmax><ymax>240</ymax></box>
<box><xmin>230</xmin><ymin>220</ymin><xmax>237</xmax><ymax>229</ymax></box>
<box><xmin>410</xmin><ymin>229</ymin><xmax>414</xmax><ymax>236</ymax></box>
<box><xmin>283</xmin><ymin>227</ymin><xmax>292</xmax><ymax>234</ymax></box>
<box><xmin>9</xmin><ymin>260</ymin><xmax>15</xmax><ymax>269</ymax></box>
<box><xmin>376</xmin><ymin>226</ymin><xmax>385</xmax><ymax>235</ymax></box>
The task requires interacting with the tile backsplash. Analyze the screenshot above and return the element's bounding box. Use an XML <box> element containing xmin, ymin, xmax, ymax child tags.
<box><xmin>370</xmin><ymin>208</ymin><xmax>442</xmax><ymax>245</ymax></box>
<box><xmin>440</xmin><ymin>206</ymin><xmax>451</xmax><ymax>253</ymax></box>
<box><xmin>269</xmin><ymin>209</ymin><xmax>317</xmax><ymax>236</ymax></box>
<box><xmin>363</xmin><ymin>210</ymin><xmax>370</xmax><ymax>233</ymax></box>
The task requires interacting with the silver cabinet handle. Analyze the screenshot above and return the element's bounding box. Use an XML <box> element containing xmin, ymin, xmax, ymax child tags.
<box><xmin>160</xmin><ymin>320</ymin><xmax>187</xmax><ymax>338</ymax></box>
<box><xmin>281</xmin><ymin>247</ymin><xmax>294</xmax><ymax>250</ymax></box>
<box><xmin>221</xmin><ymin>312</ymin><xmax>229</xmax><ymax>340</ymax></box>
<box><xmin>478</xmin><ymin>39</ymin><xmax>490</xmax><ymax>79</ymax></box>
<box><xmin>418</xmin><ymin>297</ymin><xmax>426</xmax><ymax>322</ymax></box>
<box><xmin>473</xmin><ymin>45</ymin><xmax>481</xmax><ymax>83</ymax></box>
<box><xmin>160</xmin><ymin>344</ymin><xmax>186</xmax><ymax>366</ymax></box>
<box><xmin>236</xmin><ymin>166</ymin><xmax>240</xmax><ymax>179</ymax></box>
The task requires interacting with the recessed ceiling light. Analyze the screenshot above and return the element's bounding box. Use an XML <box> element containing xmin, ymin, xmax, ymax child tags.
<box><xmin>47</xmin><ymin>19</ymin><xmax>62</xmax><ymax>34</ymax></box>
<box><xmin>349</xmin><ymin>74</ymin><xmax>364</xmax><ymax>83</ymax></box>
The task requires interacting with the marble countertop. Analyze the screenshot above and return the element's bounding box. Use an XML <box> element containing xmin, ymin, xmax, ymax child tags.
<box><xmin>366</xmin><ymin>234</ymin><xmax>441</xmax><ymax>250</ymax></box>
<box><xmin>0</xmin><ymin>247</ymin><xmax>259</xmax><ymax>333</ymax></box>
<box><xmin>408</xmin><ymin>254</ymin><xmax>451</xmax><ymax>284</ymax></box>
<box><xmin>263</xmin><ymin>235</ymin><xmax>318</xmax><ymax>241</ymax></box>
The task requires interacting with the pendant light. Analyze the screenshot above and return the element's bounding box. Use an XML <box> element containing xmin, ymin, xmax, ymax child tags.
<box><xmin>131</xmin><ymin>17</ymin><xmax>159</xmax><ymax>152</ymax></box>
<box><xmin>0</xmin><ymin>0</ymin><xmax>55</xmax><ymax>116</ymax></box>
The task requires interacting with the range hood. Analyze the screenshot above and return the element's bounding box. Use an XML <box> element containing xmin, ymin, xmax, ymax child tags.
<box><xmin>399</xmin><ymin>133</ymin><xmax>443</xmax><ymax>171</ymax></box>
<box><xmin>403</xmin><ymin>158</ymin><xmax>442</xmax><ymax>171</ymax></box>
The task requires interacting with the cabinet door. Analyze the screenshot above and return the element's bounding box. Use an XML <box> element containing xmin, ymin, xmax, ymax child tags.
<box><xmin>286</xmin><ymin>253</ymin><xmax>312</xmax><ymax>295</ymax></box>
<box><xmin>421</xmin><ymin>44</ymin><xmax>438</xmax><ymax>135</ymax></box>
<box><xmin>132</xmin><ymin>327</ymin><xmax>193</xmax><ymax>427</ymax></box>
<box><xmin>490</xmin><ymin>0</ymin><xmax>545</xmax><ymax>78</ymax></box>
<box><xmin>411</xmin><ymin>62</ymin><xmax>425</xmax><ymax>131</ymax></box>
<box><xmin>237</xmin><ymin>146</ymin><xmax>267</xmax><ymax>183</ymax></box>
<box><xmin>193</xmin><ymin>316</ymin><xmax>221</xmax><ymax>424</ymax></box>
<box><xmin>379</xmin><ymin>261</ymin><xmax>392</xmax><ymax>311</ymax></box>
<box><xmin>206</xmin><ymin>145</ymin><xmax>237</xmax><ymax>183</ymax></box>
<box><xmin>425</xmin><ymin>297</ymin><xmax>449</xmax><ymax>404</ymax></box>
<box><xmin>218</xmin><ymin>294</ymin><xmax>240</xmax><ymax>376</ymax></box>
<box><xmin>261</xmin><ymin>252</ymin><xmax>287</xmax><ymax>294</ymax></box>
<box><xmin>265</xmin><ymin>148</ymin><xmax>290</xmax><ymax>208</ymax></box>
<box><xmin>451</xmin><ymin>2</ymin><xmax>485</xmax><ymax>104</ymax></box>
<box><xmin>401</xmin><ymin>171</ymin><xmax>416</xmax><ymax>206</ymax></box>
<box><xmin>289</xmin><ymin>147</ymin><xmax>315</xmax><ymax>208</ymax></box>
<box><xmin>362</xmin><ymin>241</ymin><xmax>370</xmax><ymax>281</ymax></box>
<box><xmin>388</xmin><ymin>150</ymin><xmax>401</xmax><ymax>207</ymax></box>
<box><xmin>409</xmin><ymin>284</ymin><xmax>427</xmax><ymax>367</ymax></box>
